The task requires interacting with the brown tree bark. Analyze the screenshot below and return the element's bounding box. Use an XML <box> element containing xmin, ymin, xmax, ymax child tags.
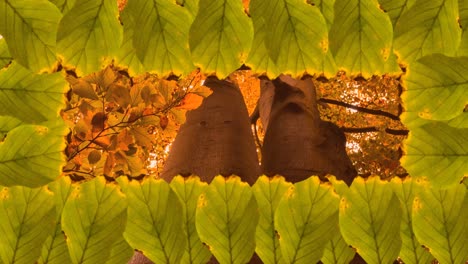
<box><xmin>260</xmin><ymin>75</ymin><xmax>357</xmax><ymax>185</ymax></box>
<box><xmin>128</xmin><ymin>77</ymin><xmax>261</xmax><ymax>264</ymax></box>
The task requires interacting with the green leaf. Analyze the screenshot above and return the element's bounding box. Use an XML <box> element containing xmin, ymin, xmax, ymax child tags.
<box><xmin>448</xmin><ymin>112</ymin><xmax>468</xmax><ymax>128</ymax></box>
<box><xmin>378</xmin><ymin>0</ymin><xmax>416</xmax><ymax>27</ymax></box>
<box><xmin>39</xmin><ymin>177</ymin><xmax>74</xmax><ymax>264</ymax></box>
<box><xmin>0</xmin><ymin>116</ymin><xmax>23</xmax><ymax>139</ymax></box>
<box><xmin>0</xmin><ymin>185</ymin><xmax>55</xmax><ymax>264</ymax></box>
<box><xmin>121</xmin><ymin>177</ymin><xmax>186</xmax><ymax>264</ymax></box>
<box><xmin>329</xmin><ymin>0</ymin><xmax>394</xmax><ymax>77</ymax></box>
<box><xmin>196</xmin><ymin>175</ymin><xmax>258</xmax><ymax>264</ymax></box>
<box><xmin>321</xmin><ymin>231</ymin><xmax>356</xmax><ymax>264</ymax></box>
<box><xmin>0</xmin><ymin>62</ymin><xmax>67</xmax><ymax>123</ymax></box>
<box><xmin>310</xmin><ymin>0</ymin><xmax>335</xmax><ymax>29</ymax></box>
<box><xmin>245</xmin><ymin>0</ymin><xmax>279</xmax><ymax>78</ymax></box>
<box><xmin>0</xmin><ymin>38</ymin><xmax>11</xmax><ymax>68</ymax></box>
<box><xmin>105</xmin><ymin>237</ymin><xmax>133</xmax><ymax>264</ymax></box>
<box><xmin>401</xmin><ymin>121</ymin><xmax>468</xmax><ymax>187</ymax></box>
<box><xmin>412</xmin><ymin>184</ymin><xmax>468</xmax><ymax>264</ymax></box>
<box><xmin>391</xmin><ymin>177</ymin><xmax>434</xmax><ymax>264</ymax></box>
<box><xmin>49</xmin><ymin>0</ymin><xmax>76</xmax><ymax>14</ymax></box>
<box><xmin>62</xmin><ymin>177</ymin><xmax>127</xmax><ymax>264</ymax></box>
<box><xmin>190</xmin><ymin>0</ymin><xmax>253</xmax><ymax>78</ymax></box>
<box><xmin>394</xmin><ymin>0</ymin><xmax>461</xmax><ymax>65</ymax></box>
<box><xmin>57</xmin><ymin>0</ymin><xmax>122</xmax><ymax>76</ymax></box>
<box><xmin>252</xmin><ymin>176</ymin><xmax>292</xmax><ymax>264</ymax></box>
<box><xmin>127</xmin><ymin>0</ymin><xmax>192</xmax><ymax>76</ymax></box>
<box><xmin>180</xmin><ymin>0</ymin><xmax>200</xmax><ymax>18</ymax></box>
<box><xmin>114</xmin><ymin>5</ymin><xmax>144</xmax><ymax>76</ymax></box>
<box><xmin>0</xmin><ymin>124</ymin><xmax>66</xmax><ymax>187</ymax></box>
<box><xmin>170</xmin><ymin>176</ymin><xmax>211</xmax><ymax>264</ymax></box>
<box><xmin>264</xmin><ymin>0</ymin><xmax>328</xmax><ymax>76</ymax></box>
<box><xmin>275</xmin><ymin>176</ymin><xmax>340</xmax><ymax>264</ymax></box>
<box><xmin>403</xmin><ymin>54</ymin><xmax>468</xmax><ymax>122</ymax></box>
<box><xmin>458</xmin><ymin>0</ymin><xmax>468</xmax><ymax>55</ymax></box>
<box><xmin>339</xmin><ymin>176</ymin><xmax>402</xmax><ymax>264</ymax></box>
<box><xmin>0</xmin><ymin>0</ymin><xmax>60</xmax><ymax>72</ymax></box>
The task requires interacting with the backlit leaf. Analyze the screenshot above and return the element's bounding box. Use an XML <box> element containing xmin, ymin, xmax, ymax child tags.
<box><xmin>329</xmin><ymin>0</ymin><xmax>394</xmax><ymax>77</ymax></box>
<box><xmin>170</xmin><ymin>176</ymin><xmax>211</xmax><ymax>264</ymax></box>
<box><xmin>0</xmin><ymin>62</ymin><xmax>67</xmax><ymax>123</ymax></box>
<box><xmin>246</xmin><ymin>0</ymin><xmax>279</xmax><ymax>78</ymax></box>
<box><xmin>263</xmin><ymin>0</ymin><xmax>328</xmax><ymax>76</ymax></box>
<box><xmin>275</xmin><ymin>177</ymin><xmax>340</xmax><ymax>264</ymax></box>
<box><xmin>0</xmin><ymin>38</ymin><xmax>11</xmax><ymax>68</ymax></box>
<box><xmin>128</xmin><ymin>0</ymin><xmax>192</xmax><ymax>76</ymax></box>
<box><xmin>394</xmin><ymin>0</ymin><xmax>461</xmax><ymax>65</ymax></box>
<box><xmin>412</xmin><ymin>184</ymin><xmax>468</xmax><ymax>264</ymax></box>
<box><xmin>0</xmin><ymin>185</ymin><xmax>55</xmax><ymax>264</ymax></box>
<box><xmin>39</xmin><ymin>177</ymin><xmax>74</xmax><ymax>264</ymax></box>
<box><xmin>458</xmin><ymin>0</ymin><xmax>468</xmax><ymax>55</ymax></box>
<box><xmin>0</xmin><ymin>0</ymin><xmax>60</xmax><ymax>72</ymax></box>
<box><xmin>402</xmin><ymin>121</ymin><xmax>468</xmax><ymax>188</ymax></box>
<box><xmin>49</xmin><ymin>0</ymin><xmax>76</xmax><ymax>14</ymax></box>
<box><xmin>105</xmin><ymin>237</ymin><xmax>133</xmax><ymax>264</ymax></box>
<box><xmin>121</xmin><ymin>177</ymin><xmax>186</xmax><ymax>264</ymax></box>
<box><xmin>0</xmin><ymin>125</ymin><xmax>66</xmax><ymax>187</ymax></box>
<box><xmin>321</xmin><ymin>231</ymin><xmax>356</xmax><ymax>264</ymax></box>
<box><xmin>196</xmin><ymin>176</ymin><xmax>258</xmax><ymax>264</ymax></box>
<box><xmin>391</xmin><ymin>177</ymin><xmax>434</xmax><ymax>264</ymax></box>
<box><xmin>114</xmin><ymin>4</ymin><xmax>144</xmax><ymax>76</ymax></box>
<box><xmin>378</xmin><ymin>0</ymin><xmax>416</xmax><ymax>27</ymax></box>
<box><xmin>403</xmin><ymin>54</ymin><xmax>468</xmax><ymax>122</ymax></box>
<box><xmin>57</xmin><ymin>0</ymin><xmax>123</xmax><ymax>76</ymax></box>
<box><xmin>62</xmin><ymin>177</ymin><xmax>127</xmax><ymax>264</ymax></box>
<box><xmin>190</xmin><ymin>0</ymin><xmax>253</xmax><ymax>78</ymax></box>
<box><xmin>339</xmin><ymin>176</ymin><xmax>402</xmax><ymax>264</ymax></box>
<box><xmin>0</xmin><ymin>116</ymin><xmax>23</xmax><ymax>139</ymax></box>
<box><xmin>252</xmin><ymin>176</ymin><xmax>292</xmax><ymax>264</ymax></box>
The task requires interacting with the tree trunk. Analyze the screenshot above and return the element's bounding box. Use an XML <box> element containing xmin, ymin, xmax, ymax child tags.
<box><xmin>260</xmin><ymin>75</ymin><xmax>357</xmax><ymax>185</ymax></box>
<box><xmin>160</xmin><ymin>76</ymin><xmax>261</xmax><ymax>184</ymax></box>
<box><xmin>128</xmin><ymin>77</ymin><xmax>261</xmax><ymax>264</ymax></box>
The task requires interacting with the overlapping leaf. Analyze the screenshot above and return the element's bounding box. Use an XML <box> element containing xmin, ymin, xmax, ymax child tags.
<box><xmin>275</xmin><ymin>177</ymin><xmax>340</xmax><ymax>264</ymax></box>
<box><xmin>38</xmin><ymin>177</ymin><xmax>74</xmax><ymax>264</ymax></box>
<box><xmin>170</xmin><ymin>176</ymin><xmax>211</xmax><ymax>264</ymax></box>
<box><xmin>403</xmin><ymin>54</ymin><xmax>468</xmax><ymax>122</ymax></box>
<box><xmin>62</xmin><ymin>177</ymin><xmax>127</xmax><ymax>264</ymax></box>
<box><xmin>321</xmin><ymin>232</ymin><xmax>355</xmax><ymax>264</ymax></box>
<box><xmin>57</xmin><ymin>0</ymin><xmax>122</xmax><ymax>76</ymax></box>
<box><xmin>0</xmin><ymin>38</ymin><xmax>11</xmax><ymax>68</ymax></box>
<box><xmin>105</xmin><ymin>237</ymin><xmax>133</xmax><ymax>264</ymax></box>
<box><xmin>121</xmin><ymin>177</ymin><xmax>186</xmax><ymax>264</ymax></box>
<box><xmin>391</xmin><ymin>177</ymin><xmax>434</xmax><ymax>264</ymax></box>
<box><xmin>0</xmin><ymin>62</ymin><xmax>67</xmax><ymax>123</ymax></box>
<box><xmin>246</xmin><ymin>0</ymin><xmax>279</xmax><ymax>78</ymax></box>
<box><xmin>402</xmin><ymin>121</ymin><xmax>468</xmax><ymax>187</ymax></box>
<box><xmin>378</xmin><ymin>0</ymin><xmax>416</xmax><ymax>27</ymax></box>
<box><xmin>190</xmin><ymin>0</ymin><xmax>253</xmax><ymax>78</ymax></box>
<box><xmin>448</xmin><ymin>112</ymin><xmax>468</xmax><ymax>128</ymax></box>
<box><xmin>114</xmin><ymin>4</ymin><xmax>144</xmax><ymax>76</ymax></box>
<box><xmin>329</xmin><ymin>0</ymin><xmax>394</xmax><ymax>77</ymax></box>
<box><xmin>458</xmin><ymin>0</ymin><xmax>468</xmax><ymax>55</ymax></box>
<box><xmin>127</xmin><ymin>0</ymin><xmax>192</xmax><ymax>76</ymax></box>
<box><xmin>264</xmin><ymin>0</ymin><xmax>328</xmax><ymax>76</ymax></box>
<box><xmin>394</xmin><ymin>0</ymin><xmax>460</xmax><ymax>65</ymax></box>
<box><xmin>339</xmin><ymin>176</ymin><xmax>402</xmax><ymax>264</ymax></box>
<box><xmin>412</xmin><ymin>184</ymin><xmax>468</xmax><ymax>264</ymax></box>
<box><xmin>0</xmin><ymin>185</ymin><xmax>55</xmax><ymax>264</ymax></box>
<box><xmin>0</xmin><ymin>0</ymin><xmax>60</xmax><ymax>72</ymax></box>
<box><xmin>0</xmin><ymin>116</ymin><xmax>22</xmax><ymax>139</ymax></box>
<box><xmin>178</xmin><ymin>0</ymin><xmax>200</xmax><ymax>18</ymax></box>
<box><xmin>49</xmin><ymin>0</ymin><xmax>76</xmax><ymax>14</ymax></box>
<box><xmin>0</xmin><ymin>124</ymin><xmax>66</xmax><ymax>187</ymax></box>
<box><xmin>252</xmin><ymin>176</ymin><xmax>292</xmax><ymax>264</ymax></box>
<box><xmin>196</xmin><ymin>176</ymin><xmax>258</xmax><ymax>264</ymax></box>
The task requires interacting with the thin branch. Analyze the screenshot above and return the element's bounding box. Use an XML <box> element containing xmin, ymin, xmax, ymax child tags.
<box><xmin>318</xmin><ymin>98</ymin><xmax>401</xmax><ymax>121</ymax></box>
<box><xmin>342</xmin><ymin>126</ymin><xmax>409</xmax><ymax>136</ymax></box>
